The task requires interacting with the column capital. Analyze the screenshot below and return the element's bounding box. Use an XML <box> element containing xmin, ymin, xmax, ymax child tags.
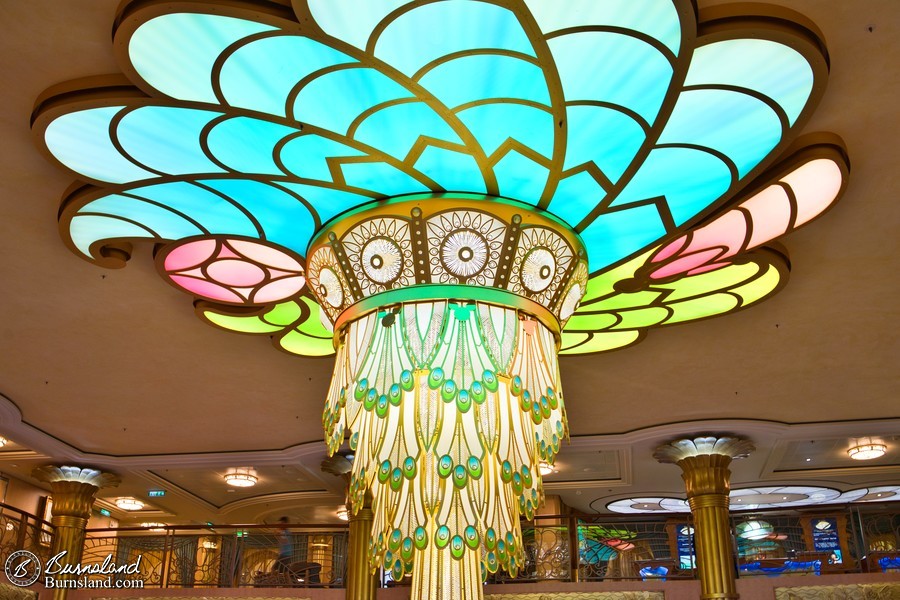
<box><xmin>653</xmin><ymin>435</ymin><xmax>754</xmax><ymax>464</ymax></box>
<box><xmin>32</xmin><ymin>465</ymin><xmax>120</xmax><ymax>521</ymax></box>
<box><xmin>32</xmin><ymin>465</ymin><xmax>121</xmax><ymax>488</ymax></box>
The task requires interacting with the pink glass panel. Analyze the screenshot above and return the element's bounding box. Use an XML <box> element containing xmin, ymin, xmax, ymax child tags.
<box><xmin>650</xmin><ymin>248</ymin><xmax>723</xmax><ymax>279</ymax></box>
<box><xmin>742</xmin><ymin>185</ymin><xmax>791</xmax><ymax>248</ymax></box>
<box><xmin>253</xmin><ymin>276</ymin><xmax>308</xmax><ymax>303</ymax></box>
<box><xmin>216</xmin><ymin>244</ymin><xmax>241</xmax><ymax>259</ymax></box>
<box><xmin>652</xmin><ymin>235</ymin><xmax>688</xmax><ymax>263</ymax></box>
<box><xmin>781</xmin><ymin>158</ymin><xmax>842</xmax><ymax>226</ymax></box>
<box><xmin>207</xmin><ymin>259</ymin><xmax>266</xmax><ymax>286</ymax></box>
<box><xmin>169</xmin><ymin>275</ymin><xmax>243</xmax><ymax>303</ymax></box>
<box><xmin>230</xmin><ymin>239</ymin><xmax>303</xmax><ymax>271</ymax></box>
<box><xmin>164</xmin><ymin>238</ymin><xmax>216</xmax><ymax>271</ymax></box>
<box><xmin>680</xmin><ymin>210</ymin><xmax>746</xmax><ymax>258</ymax></box>
<box><xmin>687</xmin><ymin>262</ymin><xmax>730</xmax><ymax>276</ymax></box>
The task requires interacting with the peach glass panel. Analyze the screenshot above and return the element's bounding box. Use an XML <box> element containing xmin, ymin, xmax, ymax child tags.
<box><xmin>164</xmin><ymin>238</ymin><xmax>216</xmax><ymax>270</ymax></box>
<box><xmin>742</xmin><ymin>185</ymin><xmax>791</xmax><ymax>247</ymax></box>
<box><xmin>781</xmin><ymin>158</ymin><xmax>842</xmax><ymax>226</ymax></box>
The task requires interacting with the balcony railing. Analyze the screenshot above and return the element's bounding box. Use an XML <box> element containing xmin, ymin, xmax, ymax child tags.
<box><xmin>1</xmin><ymin>501</ymin><xmax>897</xmax><ymax>589</ymax></box>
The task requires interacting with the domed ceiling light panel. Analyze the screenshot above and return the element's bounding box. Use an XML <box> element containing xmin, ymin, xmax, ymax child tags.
<box><xmin>32</xmin><ymin>1</ymin><xmax>848</xmax><ymax>598</ymax></box>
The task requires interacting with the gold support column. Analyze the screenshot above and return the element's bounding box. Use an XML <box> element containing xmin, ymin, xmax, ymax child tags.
<box><xmin>655</xmin><ymin>436</ymin><xmax>754</xmax><ymax>600</ymax></box>
<box><xmin>32</xmin><ymin>466</ymin><xmax>120</xmax><ymax>600</ymax></box>
<box><xmin>346</xmin><ymin>498</ymin><xmax>377</xmax><ymax>600</ymax></box>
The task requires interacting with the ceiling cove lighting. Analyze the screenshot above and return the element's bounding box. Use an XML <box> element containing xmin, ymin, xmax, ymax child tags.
<box><xmin>32</xmin><ymin>2</ymin><xmax>848</xmax><ymax>599</ymax></box>
<box><xmin>538</xmin><ymin>461</ymin><xmax>554</xmax><ymax>476</ymax></box>
<box><xmin>336</xmin><ymin>505</ymin><xmax>350</xmax><ymax>522</ymax></box>
<box><xmin>224</xmin><ymin>467</ymin><xmax>258</xmax><ymax>487</ymax></box>
<box><xmin>848</xmin><ymin>439</ymin><xmax>887</xmax><ymax>460</ymax></box>
<box><xmin>115</xmin><ymin>497</ymin><xmax>144</xmax><ymax>511</ymax></box>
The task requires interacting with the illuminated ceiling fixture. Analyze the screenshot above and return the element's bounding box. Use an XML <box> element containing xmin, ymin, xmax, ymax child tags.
<box><xmin>737</xmin><ymin>520</ymin><xmax>774</xmax><ymax>540</ymax></box>
<box><xmin>539</xmin><ymin>461</ymin><xmax>554</xmax><ymax>476</ymax></box>
<box><xmin>141</xmin><ymin>522</ymin><xmax>166</xmax><ymax>532</ymax></box>
<box><xmin>115</xmin><ymin>497</ymin><xmax>144</xmax><ymax>511</ymax></box>
<box><xmin>0</xmin><ymin>437</ymin><xmax>7</xmax><ymax>447</ymax></box>
<box><xmin>224</xmin><ymin>467</ymin><xmax>258</xmax><ymax>487</ymax></box>
<box><xmin>336</xmin><ymin>505</ymin><xmax>349</xmax><ymax>522</ymax></box>
<box><xmin>32</xmin><ymin>1</ymin><xmax>847</xmax><ymax>598</ymax></box>
<box><xmin>848</xmin><ymin>438</ymin><xmax>887</xmax><ymax>460</ymax></box>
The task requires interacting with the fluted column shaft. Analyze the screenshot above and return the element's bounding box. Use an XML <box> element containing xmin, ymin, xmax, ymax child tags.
<box><xmin>680</xmin><ymin>454</ymin><xmax>738</xmax><ymax>600</ymax></box>
<box><xmin>346</xmin><ymin>505</ymin><xmax>376</xmax><ymax>599</ymax></box>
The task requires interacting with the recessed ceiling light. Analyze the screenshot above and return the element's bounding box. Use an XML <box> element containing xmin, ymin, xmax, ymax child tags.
<box><xmin>224</xmin><ymin>467</ymin><xmax>258</xmax><ymax>487</ymax></box>
<box><xmin>538</xmin><ymin>461</ymin><xmax>553</xmax><ymax>476</ymax></box>
<box><xmin>115</xmin><ymin>497</ymin><xmax>144</xmax><ymax>511</ymax></box>
<box><xmin>0</xmin><ymin>437</ymin><xmax>8</xmax><ymax>447</ymax></box>
<box><xmin>336</xmin><ymin>505</ymin><xmax>349</xmax><ymax>521</ymax></box>
<box><xmin>848</xmin><ymin>439</ymin><xmax>887</xmax><ymax>460</ymax></box>
<box><xmin>805</xmin><ymin>458</ymin><xmax>812</xmax><ymax>462</ymax></box>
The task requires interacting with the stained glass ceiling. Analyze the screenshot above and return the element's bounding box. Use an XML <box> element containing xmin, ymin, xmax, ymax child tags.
<box><xmin>33</xmin><ymin>0</ymin><xmax>848</xmax><ymax>356</ymax></box>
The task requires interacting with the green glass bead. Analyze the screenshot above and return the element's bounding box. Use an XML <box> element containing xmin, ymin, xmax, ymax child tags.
<box><xmin>522</xmin><ymin>465</ymin><xmax>533</xmax><ymax>487</ymax></box>
<box><xmin>414</xmin><ymin>527</ymin><xmax>428</xmax><ymax>550</ymax></box>
<box><xmin>354</xmin><ymin>379</ymin><xmax>368</xmax><ymax>401</ymax></box>
<box><xmin>391</xmin><ymin>560</ymin><xmax>404</xmax><ymax>581</ymax></box>
<box><xmin>376</xmin><ymin>394</ymin><xmax>389</xmax><ymax>417</ymax></box>
<box><xmin>378</xmin><ymin>460</ymin><xmax>391</xmax><ymax>483</ymax></box>
<box><xmin>540</xmin><ymin>395</ymin><xmax>551</xmax><ymax>418</ymax></box>
<box><xmin>500</xmin><ymin>460</ymin><xmax>512</xmax><ymax>483</ymax></box>
<box><xmin>389</xmin><ymin>529</ymin><xmax>402</xmax><ymax>551</ymax></box>
<box><xmin>452</xmin><ymin>464</ymin><xmax>468</xmax><ymax>488</ymax></box>
<box><xmin>349</xmin><ymin>432</ymin><xmax>358</xmax><ymax>450</ymax></box>
<box><xmin>441</xmin><ymin>379</ymin><xmax>457</xmax><ymax>402</ymax></box>
<box><xmin>435</xmin><ymin>525</ymin><xmax>450</xmax><ymax>548</ymax></box>
<box><xmin>400</xmin><ymin>369</ymin><xmax>414</xmax><ymax>391</ymax></box>
<box><xmin>402</xmin><ymin>456</ymin><xmax>416</xmax><ymax>479</ymax></box>
<box><xmin>510</xmin><ymin>375</ymin><xmax>522</xmax><ymax>396</ymax></box>
<box><xmin>401</xmin><ymin>537</ymin><xmax>414</xmax><ymax>561</ymax></box>
<box><xmin>466</xmin><ymin>456</ymin><xmax>482</xmax><ymax>479</ymax></box>
<box><xmin>428</xmin><ymin>367</ymin><xmax>445</xmax><ymax>390</ymax></box>
<box><xmin>512</xmin><ymin>472</ymin><xmax>523</xmax><ymax>494</ymax></box>
<box><xmin>470</xmin><ymin>381</ymin><xmax>486</xmax><ymax>403</ymax></box>
<box><xmin>364</xmin><ymin>388</ymin><xmax>378</xmax><ymax>410</ymax></box>
<box><xmin>382</xmin><ymin>551</ymin><xmax>393</xmax><ymax>570</ymax></box>
<box><xmin>437</xmin><ymin>455</ymin><xmax>453</xmax><ymax>478</ymax></box>
<box><xmin>389</xmin><ymin>383</ymin><xmax>402</xmax><ymax>405</ymax></box>
<box><xmin>450</xmin><ymin>535</ymin><xmax>465</xmax><ymax>559</ymax></box>
<box><xmin>486</xmin><ymin>551</ymin><xmax>498</xmax><ymax>572</ymax></box>
<box><xmin>482</xmin><ymin>369</ymin><xmax>498</xmax><ymax>392</ymax></box>
<box><xmin>456</xmin><ymin>389</ymin><xmax>472</xmax><ymax>413</ymax></box>
<box><xmin>485</xmin><ymin>528</ymin><xmax>497</xmax><ymax>550</ymax></box>
<box><xmin>464</xmin><ymin>525</ymin><xmax>479</xmax><ymax>549</ymax></box>
<box><xmin>390</xmin><ymin>468</ymin><xmax>403</xmax><ymax>491</ymax></box>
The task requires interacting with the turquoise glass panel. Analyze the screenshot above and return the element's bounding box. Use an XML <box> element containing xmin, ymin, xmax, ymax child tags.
<box><xmin>524</xmin><ymin>0</ymin><xmax>682</xmax><ymax>54</ymax></box>
<box><xmin>219</xmin><ymin>35</ymin><xmax>357</xmax><ymax>117</ymax></box>
<box><xmin>549</xmin><ymin>32</ymin><xmax>673</xmax><ymax>123</ymax></box>
<box><xmin>70</xmin><ymin>215</ymin><xmax>154</xmax><ymax>256</ymax></box>
<box><xmin>564</xmin><ymin>105</ymin><xmax>646</xmax><ymax>181</ymax></box>
<box><xmin>125</xmin><ymin>182</ymin><xmax>259</xmax><ymax>237</ymax></box>
<box><xmin>612</xmin><ymin>147</ymin><xmax>733</xmax><ymax>226</ymax></box>
<box><xmin>308</xmin><ymin>0</ymin><xmax>412</xmax><ymax>50</ymax></box>
<box><xmin>80</xmin><ymin>194</ymin><xmax>203</xmax><ymax>239</ymax></box>
<box><xmin>493</xmin><ymin>151</ymin><xmax>548</xmax><ymax>205</ymax></box>
<box><xmin>207</xmin><ymin>117</ymin><xmax>299</xmax><ymax>175</ymax></box>
<box><xmin>354</xmin><ymin>101</ymin><xmax>462</xmax><ymax>159</ymax></box>
<box><xmin>686</xmin><ymin>39</ymin><xmax>814</xmax><ymax>125</ymax></box>
<box><xmin>339</xmin><ymin>162</ymin><xmax>429</xmax><ymax>197</ymax></box>
<box><xmin>44</xmin><ymin>107</ymin><xmax>155</xmax><ymax>184</ymax></box>
<box><xmin>418</xmin><ymin>55</ymin><xmax>550</xmax><ymax>108</ymax></box>
<box><xmin>457</xmin><ymin>103</ymin><xmax>553</xmax><ymax>158</ymax></box>
<box><xmin>292</xmin><ymin>67</ymin><xmax>413</xmax><ymax>134</ymax></box>
<box><xmin>200</xmin><ymin>179</ymin><xmax>316</xmax><ymax>255</ymax></box>
<box><xmin>375</xmin><ymin>1</ymin><xmax>534</xmax><ymax>76</ymax></box>
<box><xmin>413</xmin><ymin>147</ymin><xmax>485</xmax><ymax>194</ymax></box>
<box><xmin>129</xmin><ymin>13</ymin><xmax>275</xmax><ymax>102</ymax></box>
<box><xmin>116</xmin><ymin>107</ymin><xmax>225</xmax><ymax>175</ymax></box>
<box><xmin>658</xmin><ymin>89</ymin><xmax>782</xmax><ymax>177</ymax></box>
<box><xmin>279</xmin><ymin>135</ymin><xmax>365</xmax><ymax>182</ymax></box>
<box><xmin>278</xmin><ymin>183</ymin><xmax>374</xmax><ymax>225</ymax></box>
<box><xmin>547</xmin><ymin>171</ymin><xmax>608</xmax><ymax>227</ymax></box>
<box><xmin>580</xmin><ymin>205</ymin><xmax>667</xmax><ymax>270</ymax></box>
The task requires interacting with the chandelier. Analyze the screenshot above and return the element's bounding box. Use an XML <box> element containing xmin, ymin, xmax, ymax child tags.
<box><xmin>115</xmin><ymin>497</ymin><xmax>144</xmax><ymax>511</ymax></box>
<box><xmin>32</xmin><ymin>1</ymin><xmax>848</xmax><ymax>598</ymax></box>
<box><xmin>224</xmin><ymin>467</ymin><xmax>259</xmax><ymax>487</ymax></box>
<box><xmin>847</xmin><ymin>438</ymin><xmax>887</xmax><ymax>461</ymax></box>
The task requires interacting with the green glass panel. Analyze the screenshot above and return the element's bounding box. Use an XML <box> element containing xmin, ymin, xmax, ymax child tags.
<box><xmin>686</xmin><ymin>39</ymin><xmax>814</xmax><ymax>125</ymax></box>
<box><xmin>547</xmin><ymin>170</ymin><xmax>608</xmax><ymax>227</ymax></box>
<box><xmin>582</xmin><ymin>253</ymin><xmax>649</xmax><ymax>302</ymax></box>
<box><xmin>80</xmin><ymin>195</ymin><xmax>203</xmax><ymax>240</ymax></box>
<box><xmin>611</xmin><ymin>306</ymin><xmax>669</xmax><ymax>329</ymax></box>
<box><xmin>340</xmin><ymin>161</ymin><xmax>429</xmax><ymax>197</ymax></box>
<box><xmin>558</xmin><ymin>332</ymin><xmax>590</xmax><ymax>351</ymax></box>
<box><xmin>732</xmin><ymin>264</ymin><xmax>781</xmax><ymax>306</ymax></box>
<box><xmin>418</xmin><ymin>54</ymin><xmax>550</xmax><ymax>108</ymax></box>
<box><xmin>564</xmin><ymin>105</ymin><xmax>646</xmax><ymax>181</ymax></box>
<box><xmin>664</xmin><ymin>293</ymin><xmax>739</xmax><ymax>324</ymax></box>
<box><xmin>580</xmin><ymin>205</ymin><xmax>667</xmax><ymax>270</ymax></box>
<box><xmin>207</xmin><ymin>117</ymin><xmax>299</xmax><ymax>175</ymax></box>
<box><xmin>588</xmin><ymin>290</ymin><xmax>661</xmax><ymax>311</ymax></box>
<box><xmin>279</xmin><ymin>329</ymin><xmax>335</xmax><ymax>357</ymax></box>
<box><xmin>457</xmin><ymin>103</ymin><xmax>553</xmax><ymax>158</ymax></box>
<box><xmin>492</xmin><ymin>151</ymin><xmax>548</xmax><ymax>205</ymax></box>
<box><xmin>292</xmin><ymin>67</ymin><xmax>413</xmax><ymax>134</ymax></box>
<box><xmin>219</xmin><ymin>35</ymin><xmax>356</xmax><ymax>117</ymax></box>
<box><xmin>563</xmin><ymin>312</ymin><xmax>618</xmax><ymax>332</ymax></box>
<box><xmin>657</xmin><ymin>262</ymin><xmax>760</xmax><ymax>302</ymax></box>
<box><xmin>413</xmin><ymin>146</ymin><xmax>485</xmax><ymax>194</ymax></box>
<box><xmin>204</xmin><ymin>312</ymin><xmax>281</xmax><ymax>334</ymax></box>
<box><xmin>355</xmin><ymin>101</ymin><xmax>462</xmax><ymax>159</ymax></box>
<box><xmin>44</xmin><ymin>107</ymin><xmax>155</xmax><ymax>184</ymax></box>
<box><xmin>277</xmin><ymin>183</ymin><xmax>373</xmax><ymax>224</ymax></box>
<box><xmin>117</xmin><ymin>107</ymin><xmax>224</xmax><ymax>176</ymax></box>
<box><xmin>264</xmin><ymin>302</ymin><xmax>303</xmax><ymax>327</ymax></box>
<box><xmin>200</xmin><ymin>179</ymin><xmax>315</xmax><ymax>255</ymax></box>
<box><xmin>307</xmin><ymin>0</ymin><xmax>411</xmax><ymax>50</ymax></box>
<box><xmin>374</xmin><ymin>1</ymin><xmax>534</xmax><ymax>76</ymax></box>
<box><xmin>295</xmin><ymin>298</ymin><xmax>333</xmax><ymax>338</ymax></box>
<box><xmin>549</xmin><ymin>32</ymin><xmax>673</xmax><ymax>122</ymax></box>
<box><xmin>524</xmin><ymin>0</ymin><xmax>682</xmax><ymax>54</ymax></box>
<box><xmin>610</xmin><ymin>147</ymin><xmax>732</xmax><ymax>226</ymax></box>
<box><xmin>129</xmin><ymin>13</ymin><xmax>275</xmax><ymax>102</ymax></box>
<box><xmin>69</xmin><ymin>215</ymin><xmax>153</xmax><ymax>256</ymax></box>
<box><xmin>658</xmin><ymin>89</ymin><xmax>782</xmax><ymax>177</ymax></box>
<box><xmin>126</xmin><ymin>182</ymin><xmax>258</xmax><ymax>237</ymax></box>
<box><xmin>559</xmin><ymin>331</ymin><xmax>640</xmax><ymax>355</ymax></box>
<box><xmin>279</xmin><ymin>135</ymin><xmax>365</xmax><ymax>182</ymax></box>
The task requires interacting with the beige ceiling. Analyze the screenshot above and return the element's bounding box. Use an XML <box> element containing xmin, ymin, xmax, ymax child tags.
<box><xmin>0</xmin><ymin>0</ymin><xmax>897</xmax><ymax>524</ymax></box>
